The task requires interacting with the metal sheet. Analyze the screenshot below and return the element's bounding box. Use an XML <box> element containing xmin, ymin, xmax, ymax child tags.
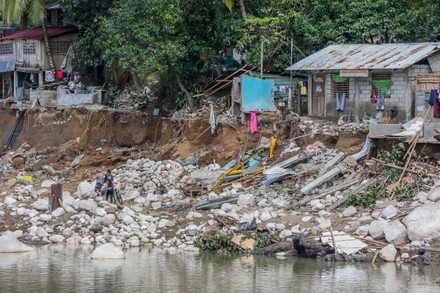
<box><xmin>287</xmin><ymin>43</ymin><xmax>440</xmax><ymax>71</ymax></box>
<box><xmin>241</xmin><ymin>76</ymin><xmax>276</xmax><ymax>112</ymax></box>
<box><xmin>0</xmin><ymin>60</ymin><xmax>15</xmax><ymax>72</ymax></box>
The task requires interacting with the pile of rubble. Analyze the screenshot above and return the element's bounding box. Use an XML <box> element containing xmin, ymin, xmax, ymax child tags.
<box><xmin>1</xmin><ymin>135</ymin><xmax>440</xmax><ymax>265</ymax></box>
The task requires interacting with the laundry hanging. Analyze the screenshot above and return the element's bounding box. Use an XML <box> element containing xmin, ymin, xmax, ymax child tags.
<box><xmin>434</xmin><ymin>89</ymin><xmax>440</xmax><ymax>118</ymax></box>
<box><xmin>336</xmin><ymin>93</ymin><xmax>345</xmax><ymax>111</ymax></box>
<box><xmin>376</xmin><ymin>93</ymin><xmax>385</xmax><ymax>111</ymax></box>
<box><xmin>209</xmin><ymin>100</ymin><xmax>216</xmax><ymax>134</ymax></box>
<box><xmin>250</xmin><ymin>111</ymin><xmax>258</xmax><ymax>134</ymax></box>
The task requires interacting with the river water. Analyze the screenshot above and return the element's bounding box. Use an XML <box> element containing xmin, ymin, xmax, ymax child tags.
<box><xmin>1</xmin><ymin>245</ymin><xmax>440</xmax><ymax>292</ymax></box>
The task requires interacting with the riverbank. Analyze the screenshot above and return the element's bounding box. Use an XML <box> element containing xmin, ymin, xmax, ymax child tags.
<box><xmin>1</xmin><ymin>105</ymin><xmax>440</xmax><ymax>265</ymax></box>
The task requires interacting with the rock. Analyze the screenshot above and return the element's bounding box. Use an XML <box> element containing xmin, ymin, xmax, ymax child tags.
<box><xmin>301</xmin><ymin>216</ymin><xmax>313</xmax><ymax>223</ymax></box>
<box><xmin>51</xmin><ymin>207</ymin><xmax>65</xmax><ymax>217</ymax></box>
<box><xmin>342</xmin><ymin>206</ymin><xmax>357</xmax><ymax>217</ymax></box>
<box><xmin>95</xmin><ymin>208</ymin><xmax>107</xmax><ymax>217</ymax></box>
<box><xmin>427</xmin><ymin>187</ymin><xmax>440</xmax><ymax>202</ymax></box>
<box><xmin>384</xmin><ymin>220</ymin><xmax>407</xmax><ymax>245</ymax></box>
<box><xmin>4</xmin><ymin>197</ymin><xmax>16</xmax><ymax>205</ymax></box>
<box><xmin>102</xmin><ymin>214</ymin><xmax>116</xmax><ymax>225</ymax></box>
<box><xmin>414</xmin><ymin>192</ymin><xmax>427</xmax><ymax>204</ymax></box>
<box><xmin>379</xmin><ymin>244</ymin><xmax>397</xmax><ymax>262</ymax></box>
<box><xmin>62</xmin><ymin>228</ymin><xmax>72</xmax><ymax>237</ymax></box>
<box><xmin>89</xmin><ymin>243</ymin><xmax>124</xmax><ymax>259</ymax></box>
<box><xmin>403</xmin><ymin>202</ymin><xmax>440</xmax><ymax>242</ymax></box>
<box><xmin>123</xmin><ymin>215</ymin><xmax>134</xmax><ymax>225</ymax></box>
<box><xmin>49</xmin><ymin>235</ymin><xmax>65</xmax><ymax>243</ymax></box>
<box><xmin>354</xmin><ymin>225</ymin><xmax>369</xmax><ymax>236</ymax></box>
<box><xmin>39</xmin><ymin>214</ymin><xmax>52</xmax><ymax>222</ymax></box>
<box><xmin>77</xmin><ymin>181</ymin><xmax>95</xmax><ymax>198</ymax></box>
<box><xmin>368</xmin><ymin>219</ymin><xmax>388</xmax><ymax>239</ymax></box>
<box><xmin>318</xmin><ymin>219</ymin><xmax>331</xmax><ymax>229</ymax></box>
<box><xmin>279</xmin><ymin>230</ymin><xmax>293</xmax><ymax>239</ymax></box>
<box><xmin>272</xmin><ymin>198</ymin><xmax>288</xmax><ymax>209</ymax></box>
<box><xmin>401</xmin><ymin>252</ymin><xmax>410</xmax><ymax>259</ymax></box>
<box><xmin>381</xmin><ymin>205</ymin><xmax>398</xmax><ymax>219</ymax></box>
<box><xmin>32</xmin><ymin>199</ymin><xmax>49</xmax><ymax>211</ymax></box>
<box><xmin>90</xmin><ymin>223</ymin><xmax>103</xmax><ymax>233</ymax></box>
<box><xmin>185</xmin><ymin>224</ymin><xmax>198</xmax><ymax>236</ymax></box>
<box><xmin>36</xmin><ymin>227</ymin><xmax>48</xmax><ymax>237</ymax></box>
<box><xmin>78</xmin><ymin>200</ymin><xmax>98</xmax><ymax>212</ymax></box>
<box><xmin>237</xmin><ymin>194</ymin><xmax>255</xmax><ymax>206</ymax></box>
<box><xmin>260</xmin><ymin>210</ymin><xmax>272</xmax><ymax>221</ymax></box>
<box><xmin>0</xmin><ymin>235</ymin><xmax>34</xmax><ymax>252</ymax></box>
<box><xmin>41</xmin><ymin>179</ymin><xmax>57</xmax><ymax>188</ymax></box>
<box><xmin>151</xmin><ymin>202</ymin><xmax>162</xmax><ymax>210</ymax></box>
<box><xmin>208</xmin><ymin>192</ymin><xmax>218</xmax><ymax>201</ymax></box>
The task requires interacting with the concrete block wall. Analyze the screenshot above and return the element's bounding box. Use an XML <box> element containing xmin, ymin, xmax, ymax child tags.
<box><xmin>408</xmin><ymin>64</ymin><xmax>431</xmax><ymax>77</ymax></box>
<box><xmin>323</xmin><ymin>70</ymin><xmax>410</xmax><ymax>121</ymax></box>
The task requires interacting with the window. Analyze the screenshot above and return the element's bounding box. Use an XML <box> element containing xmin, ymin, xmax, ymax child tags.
<box><xmin>49</xmin><ymin>41</ymin><xmax>71</xmax><ymax>55</ymax></box>
<box><xmin>372</xmin><ymin>73</ymin><xmax>391</xmax><ymax>98</ymax></box>
<box><xmin>23</xmin><ymin>41</ymin><xmax>36</xmax><ymax>54</ymax></box>
<box><xmin>331</xmin><ymin>75</ymin><xmax>350</xmax><ymax>99</ymax></box>
<box><xmin>0</xmin><ymin>43</ymin><xmax>13</xmax><ymax>55</ymax></box>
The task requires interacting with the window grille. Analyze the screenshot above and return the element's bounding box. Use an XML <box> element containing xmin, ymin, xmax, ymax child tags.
<box><xmin>0</xmin><ymin>43</ymin><xmax>13</xmax><ymax>55</ymax></box>
<box><xmin>332</xmin><ymin>78</ymin><xmax>350</xmax><ymax>99</ymax></box>
<box><xmin>23</xmin><ymin>42</ymin><xmax>36</xmax><ymax>54</ymax></box>
<box><xmin>372</xmin><ymin>73</ymin><xmax>391</xmax><ymax>98</ymax></box>
<box><xmin>49</xmin><ymin>41</ymin><xmax>71</xmax><ymax>55</ymax></box>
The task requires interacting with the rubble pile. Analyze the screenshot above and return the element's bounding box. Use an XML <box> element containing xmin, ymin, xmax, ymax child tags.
<box><xmin>111</xmin><ymin>87</ymin><xmax>157</xmax><ymax>111</ymax></box>
<box><xmin>1</xmin><ymin>119</ymin><xmax>440</xmax><ymax>266</ymax></box>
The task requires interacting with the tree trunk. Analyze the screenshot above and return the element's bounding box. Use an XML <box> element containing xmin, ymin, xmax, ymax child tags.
<box><xmin>173</xmin><ymin>69</ymin><xmax>195</xmax><ymax>112</ymax></box>
<box><xmin>42</xmin><ymin>20</ymin><xmax>58</xmax><ymax>82</ymax></box>
<box><xmin>238</xmin><ymin>0</ymin><xmax>247</xmax><ymax>18</ymax></box>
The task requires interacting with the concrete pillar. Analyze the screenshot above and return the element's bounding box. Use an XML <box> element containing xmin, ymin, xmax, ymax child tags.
<box><xmin>38</xmin><ymin>71</ymin><xmax>43</xmax><ymax>86</ymax></box>
<box><xmin>13</xmin><ymin>70</ymin><xmax>18</xmax><ymax>98</ymax></box>
<box><xmin>308</xmin><ymin>72</ymin><xmax>312</xmax><ymax>115</ymax></box>
<box><xmin>300</xmin><ymin>165</ymin><xmax>346</xmax><ymax>195</ymax></box>
<box><xmin>354</xmin><ymin>77</ymin><xmax>360</xmax><ymax>123</ymax></box>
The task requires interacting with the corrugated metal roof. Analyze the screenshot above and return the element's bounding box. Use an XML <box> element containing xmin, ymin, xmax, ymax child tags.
<box><xmin>0</xmin><ymin>26</ymin><xmax>76</xmax><ymax>41</ymax></box>
<box><xmin>286</xmin><ymin>43</ymin><xmax>440</xmax><ymax>71</ymax></box>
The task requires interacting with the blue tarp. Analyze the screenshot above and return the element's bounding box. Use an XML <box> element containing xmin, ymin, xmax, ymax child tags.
<box><xmin>0</xmin><ymin>60</ymin><xmax>15</xmax><ymax>73</ymax></box>
<box><xmin>241</xmin><ymin>76</ymin><xmax>276</xmax><ymax>112</ymax></box>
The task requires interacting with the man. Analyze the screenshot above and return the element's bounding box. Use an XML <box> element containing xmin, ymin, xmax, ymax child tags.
<box><xmin>94</xmin><ymin>169</ymin><xmax>104</xmax><ymax>196</ymax></box>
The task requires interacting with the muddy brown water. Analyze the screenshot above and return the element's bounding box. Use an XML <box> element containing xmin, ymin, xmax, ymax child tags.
<box><xmin>1</xmin><ymin>245</ymin><xmax>440</xmax><ymax>292</ymax></box>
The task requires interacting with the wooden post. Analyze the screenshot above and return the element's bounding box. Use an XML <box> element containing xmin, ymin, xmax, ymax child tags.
<box><xmin>50</xmin><ymin>183</ymin><xmax>63</xmax><ymax>212</ymax></box>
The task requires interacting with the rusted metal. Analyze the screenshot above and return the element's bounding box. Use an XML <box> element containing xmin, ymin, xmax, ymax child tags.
<box><xmin>287</xmin><ymin>43</ymin><xmax>440</xmax><ymax>71</ymax></box>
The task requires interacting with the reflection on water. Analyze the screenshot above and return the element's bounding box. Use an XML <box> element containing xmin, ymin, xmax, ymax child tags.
<box><xmin>0</xmin><ymin>245</ymin><xmax>440</xmax><ymax>292</ymax></box>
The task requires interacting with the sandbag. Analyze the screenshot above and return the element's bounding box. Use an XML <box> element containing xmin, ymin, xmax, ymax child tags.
<box><xmin>0</xmin><ymin>235</ymin><xmax>34</xmax><ymax>253</ymax></box>
<box><xmin>89</xmin><ymin>243</ymin><xmax>124</xmax><ymax>259</ymax></box>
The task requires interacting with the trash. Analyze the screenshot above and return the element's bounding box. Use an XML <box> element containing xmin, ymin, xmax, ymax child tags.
<box><xmin>320</xmin><ymin>231</ymin><xmax>367</xmax><ymax>255</ymax></box>
<box><xmin>69</xmin><ymin>154</ymin><xmax>84</xmax><ymax>168</ymax></box>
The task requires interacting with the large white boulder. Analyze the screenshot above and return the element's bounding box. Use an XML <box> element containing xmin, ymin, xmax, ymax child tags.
<box><xmin>379</xmin><ymin>244</ymin><xmax>397</xmax><ymax>262</ymax></box>
<box><xmin>427</xmin><ymin>187</ymin><xmax>440</xmax><ymax>202</ymax></box>
<box><xmin>32</xmin><ymin>199</ymin><xmax>49</xmax><ymax>211</ymax></box>
<box><xmin>384</xmin><ymin>220</ymin><xmax>407</xmax><ymax>245</ymax></box>
<box><xmin>0</xmin><ymin>235</ymin><xmax>34</xmax><ymax>253</ymax></box>
<box><xmin>4</xmin><ymin>196</ymin><xmax>16</xmax><ymax>206</ymax></box>
<box><xmin>77</xmin><ymin>181</ymin><xmax>95</xmax><ymax>198</ymax></box>
<box><xmin>89</xmin><ymin>243</ymin><xmax>125</xmax><ymax>259</ymax></box>
<box><xmin>342</xmin><ymin>206</ymin><xmax>357</xmax><ymax>217</ymax></box>
<box><xmin>51</xmin><ymin>208</ymin><xmax>65</xmax><ymax>217</ymax></box>
<box><xmin>237</xmin><ymin>194</ymin><xmax>255</xmax><ymax>206</ymax></box>
<box><xmin>368</xmin><ymin>219</ymin><xmax>388</xmax><ymax>239</ymax></box>
<box><xmin>403</xmin><ymin>202</ymin><xmax>440</xmax><ymax>241</ymax></box>
<box><xmin>78</xmin><ymin>200</ymin><xmax>98</xmax><ymax>212</ymax></box>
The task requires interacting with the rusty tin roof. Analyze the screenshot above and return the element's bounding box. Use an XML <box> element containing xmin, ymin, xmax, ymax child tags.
<box><xmin>287</xmin><ymin>43</ymin><xmax>440</xmax><ymax>71</ymax></box>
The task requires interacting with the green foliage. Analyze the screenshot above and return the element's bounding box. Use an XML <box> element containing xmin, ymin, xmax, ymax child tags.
<box><xmin>254</xmin><ymin>232</ymin><xmax>280</xmax><ymax>250</ymax></box>
<box><xmin>346</xmin><ymin>143</ymin><xmax>427</xmax><ymax>207</ymax></box>
<box><xmin>0</xmin><ymin>0</ymin><xmax>45</xmax><ymax>29</ymax></box>
<box><xmin>195</xmin><ymin>232</ymin><xmax>240</xmax><ymax>254</ymax></box>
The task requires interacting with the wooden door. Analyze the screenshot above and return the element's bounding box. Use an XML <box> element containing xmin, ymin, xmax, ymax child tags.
<box><xmin>312</xmin><ymin>74</ymin><xmax>325</xmax><ymax>115</ymax></box>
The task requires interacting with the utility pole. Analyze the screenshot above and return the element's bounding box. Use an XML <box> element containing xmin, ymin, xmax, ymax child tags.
<box><xmin>260</xmin><ymin>40</ymin><xmax>264</xmax><ymax>79</ymax></box>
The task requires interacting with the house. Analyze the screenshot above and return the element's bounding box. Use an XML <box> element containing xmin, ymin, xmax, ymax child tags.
<box><xmin>286</xmin><ymin>43</ymin><xmax>440</xmax><ymax>121</ymax></box>
<box><xmin>0</xmin><ymin>4</ymin><xmax>77</xmax><ymax>101</ymax></box>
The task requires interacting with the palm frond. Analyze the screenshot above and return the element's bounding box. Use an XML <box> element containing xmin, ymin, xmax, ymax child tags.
<box><xmin>223</xmin><ymin>0</ymin><xmax>233</xmax><ymax>12</ymax></box>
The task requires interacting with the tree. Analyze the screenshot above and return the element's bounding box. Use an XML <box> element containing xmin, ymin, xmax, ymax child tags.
<box><xmin>0</xmin><ymin>0</ymin><xmax>58</xmax><ymax>80</ymax></box>
<box><xmin>224</xmin><ymin>0</ymin><xmax>247</xmax><ymax>18</ymax></box>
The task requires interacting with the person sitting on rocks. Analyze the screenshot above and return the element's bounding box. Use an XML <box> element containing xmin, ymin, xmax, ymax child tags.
<box><xmin>94</xmin><ymin>169</ymin><xmax>104</xmax><ymax>196</ymax></box>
